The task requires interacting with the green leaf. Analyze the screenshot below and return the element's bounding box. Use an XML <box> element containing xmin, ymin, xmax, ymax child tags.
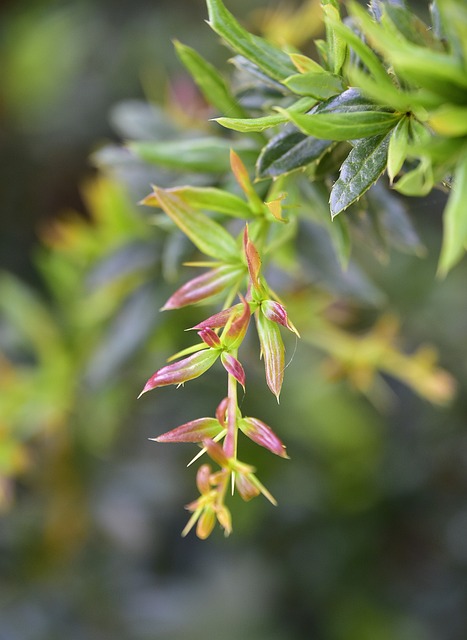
<box><xmin>322</xmin><ymin>3</ymin><xmax>347</xmax><ymax>74</ymax></box>
<box><xmin>146</xmin><ymin>186</ymin><xmax>252</xmax><ymax>219</ymax></box>
<box><xmin>174</xmin><ymin>40</ymin><xmax>246</xmax><ymax>118</ymax></box>
<box><xmin>279</xmin><ymin>107</ymin><xmax>400</xmax><ymax>141</ymax></box>
<box><xmin>257</xmin><ymin>128</ymin><xmax>334</xmax><ymax>179</ymax></box>
<box><xmin>438</xmin><ymin>150</ymin><xmax>467</xmax><ymax>275</ymax></box>
<box><xmin>206</xmin><ymin>0</ymin><xmax>296</xmax><ymax>82</ymax></box>
<box><xmin>387</xmin><ymin>116</ymin><xmax>410</xmax><ymax>183</ymax></box>
<box><xmin>349</xmin><ymin>1</ymin><xmax>467</xmax><ymax>99</ymax></box>
<box><xmin>283</xmin><ymin>72</ymin><xmax>344</xmax><ymax>100</ymax></box>
<box><xmin>129</xmin><ymin>138</ymin><xmax>255</xmax><ymax>173</ymax></box>
<box><xmin>393</xmin><ymin>158</ymin><xmax>434</xmax><ymax>197</ymax></box>
<box><xmin>330</xmin><ymin>132</ymin><xmax>391</xmax><ymax>217</ymax></box>
<box><xmin>146</xmin><ymin>186</ymin><xmax>239</xmax><ymax>260</ymax></box>
<box><xmin>216</xmin><ymin>96</ymin><xmax>316</xmax><ymax>133</ymax></box>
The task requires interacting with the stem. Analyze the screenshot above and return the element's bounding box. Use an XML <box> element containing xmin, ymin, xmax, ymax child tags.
<box><xmin>224</xmin><ymin>352</ymin><xmax>238</xmax><ymax>459</ymax></box>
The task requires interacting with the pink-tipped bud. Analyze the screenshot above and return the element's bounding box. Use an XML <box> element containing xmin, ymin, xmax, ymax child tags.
<box><xmin>203</xmin><ymin>438</ymin><xmax>230</xmax><ymax>468</ymax></box>
<box><xmin>138</xmin><ymin>349</ymin><xmax>219</xmax><ymax>396</ymax></box>
<box><xmin>196</xmin><ymin>464</ymin><xmax>212</xmax><ymax>495</ymax></box>
<box><xmin>221</xmin><ymin>352</ymin><xmax>246</xmax><ymax>389</ymax></box>
<box><xmin>162</xmin><ymin>266</ymin><xmax>243</xmax><ymax>310</ymax></box>
<box><xmin>215</xmin><ymin>397</ymin><xmax>229</xmax><ymax>427</ymax></box>
<box><xmin>235</xmin><ymin>473</ymin><xmax>260</xmax><ymax>502</ymax></box>
<box><xmin>243</xmin><ymin>226</ymin><xmax>262</xmax><ymax>289</ymax></box>
<box><xmin>190</xmin><ymin>304</ymin><xmax>244</xmax><ymax>331</ymax></box>
<box><xmin>239</xmin><ymin>417</ymin><xmax>289</xmax><ymax>458</ymax></box>
<box><xmin>198</xmin><ymin>328</ymin><xmax>221</xmax><ymax>349</ymax></box>
<box><xmin>261</xmin><ymin>300</ymin><xmax>300</xmax><ymax>337</ymax></box>
<box><xmin>255</xmin><ymin>311</ymin><xmax>285</xmax><ymax>401</ymax></box>
<box><xmin>222</xmin><ymin>295</ymin><xmax>251</xmax><ymax>350</ymax></box>
<box><xmin>152</xmin><ymin>418</ymin><xmax>223</xmax><ymax>443</ymax></box>
<box><xmin>216</xmin><ymin>505</ymin><xmax>232</xmax><ymax>536</ymax></box>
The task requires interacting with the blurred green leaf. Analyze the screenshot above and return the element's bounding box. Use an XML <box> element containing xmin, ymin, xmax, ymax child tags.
<box><xmin>129</xmin><ymin>137</ymin><xmax>255</xmax><ymax>173</ymax></box>
<box><xmin>283</xmin><ymin>72</ymin><xmax>344</xmax><ymax>100</ymax></box>
<box><xmin>438</xmin><ymin>150</ymin><xmax>467</xmax><ymax>275</ymax></box>
<box><xmin>206</xmin><ymin>0</ymin><xmax>296</xmax><ymax>82</ymax></box>
<box><xmin>174</xmin><ymin>40</ymin><xmax>247</xmax><ymax>118</ymax></box>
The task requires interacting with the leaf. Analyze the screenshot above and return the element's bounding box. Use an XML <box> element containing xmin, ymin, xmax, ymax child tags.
<box><xmin>129</xmin><ymin>137</ymin><xmax>254</xmax><ymax>173</ymax></box>
<box><xmin>330</xmin><ymin>132</ymin><xmax>391</xmax><ymax>217</ymax></box>
<box><xmin>283</xmin><ymin>72</ymin><xmax>344</xmax><ymax>100</ymax></box>
<box><xmin>322</xmin><ymin>3</ymin><xmax>347</xmax><ymax>74</ymax></box>
<box><xmin>393</xmin><ymin>158</ymin><xmax>433</xmax><ymax>197</ymax></box>
<box><xmin>257</xmin><ymin>128</ymin><xmax>335</xmax><ymax>179</ymax></box>
<box><xmin>154</xmin><ymin>418</ymin><xmax>223</xmax><ymax>443</ymax></box>
<box><xmin>174</xmin><ymin>40</ymin><xmax>246</xmax><ymax>118</ymax></box>
<box><xmin>150</xmin><ymin>186</ymin><xmax>252</xmax><ymax>219</ymax></box>
<box><xmin>387</xmin><ymin>116</ymin><xmax>410</xmax><ymax>183</ymax></box>
<box><xmin>216</xmin><ymin>96</ymin><xmax>316</xmax><ymax>133</ymax></box>
<box><xmin>206</xmin><ymin>0</ymin><xmax>297</xmax><ymax>82</ymax></box>
<box><xmin>144</xmin><ymin>187</ymin><xmax>239</xmax><ymax>260</ymax></box>
<box><xmin>289</xmin><ymin>53</ymin><xmax>327</xmax><ymax>74</ymax></box>
<box><xmin>438</xmin><ymin>150</ymin><xmax>467</xmax><ymax>275</ymax></box>
<box><xmin>279</xmin><ymin>107</ymin><xmax>400</xmax><ymax>141</ymax></box>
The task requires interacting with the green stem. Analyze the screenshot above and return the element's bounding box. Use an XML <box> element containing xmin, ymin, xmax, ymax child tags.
<box><xmin>224</xmin><ymin>353</ymin><xmax>238</xmax><ymax>460</ymax></box>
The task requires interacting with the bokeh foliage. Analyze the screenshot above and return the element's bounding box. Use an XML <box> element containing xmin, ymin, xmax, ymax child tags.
<box><xmin>1</xmin><ymin>0</ymin><xmax>467</xmax><ymax>638</ymax></box>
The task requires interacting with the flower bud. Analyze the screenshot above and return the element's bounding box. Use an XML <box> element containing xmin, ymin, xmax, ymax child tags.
<box><xmin>239</xmin><ymin>417</ymin><xmax>289</xmax><ymax>458</ymax></box>
<box><xmin>197</xmin><ymin>506</ymin><xmax>216</xmax><ymax>539</ymax></box>
<box><xmin>152</xmin><ymin>418</ymin><xmax>223</xmax><ymax>443</ymax></box>
<box><xmin>261</xmin><ymin>300</ymin><xmax>300</xmax><ymax>337</ymax></box>
<box><xmin>198</xmin><ymin>328</ymin><xmax>221</xmax><ymax>349</ymax></box>
<box><xmin>221</xmin><ymin>352</ymin><xmax>246</xmax><ymax>388</ymax></box>
<box><xmin>162</xmin><ymin>266</ymin><xmax>243</xmax><ymax>310</ymax></box>
<box><xmin>138</xmin><ymin>348</ymin><xmax>219</xmax><ymax>397</ymax></box>
<box><xmin>255</xmin><ymin>311</ymin><xmax>285</xmax><ymax>401</ymax></box>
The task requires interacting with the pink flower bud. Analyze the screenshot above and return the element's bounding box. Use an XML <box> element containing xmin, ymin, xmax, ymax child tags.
<box><xmin>162</xmin><ymin>266</ymin><xmax>243</xmax><ymax>310</ymax></box>
<box><xmin>221</xmin><ymin>352</ymin><xmax>246</xmax><ymax>388</ymax></box>
<box><xmin>215</xmin><ymin>397</ymin><xmax>229</xmax><ymax>427</ymax></box>
<box><xmin>261</xmin><ymin>300</ymin><xmax>300</xmax><ymax>337</ymax></box>
<box><xmin>243</xmin><ymin>226</ymin><xmax>262</xmax><ymax>289</ymax></box>
<box><xmin>196</xmin><ymin>464</ymin><xmax>212</xmax><ymax>495</ymax></box>
<box><xmin>138</xmin><ymin>349</ymin><xmax>219</xmax><ymax>397</ymax></box>
<box><xmin>239</xmin><ymin>417</ymin><xmax>289</xmax><ymax>458</ymax></box>
<box><xmin>222</xmin><ymin>295</ymin><xmax>251</xmax><ymax>350</ymax></box>
<box><xmin>191</xmin><ymin>304</ymin><xmax>244</xmax><ymax>331</ymax></box>
<box><xmin>203</xmin><ymin>438</ymin><xmax>230</xmax><ymax>468</ymax></box>
<box><xmin>255</xmin><ymin>311</ymin><xmax>285</xmax><ymax>401</ymax></box>
<box><xmin>152</xmin><ymin>418</ymin><xmax>223</xmax><ymax>443</ymax></box>
<box><xmin>198</xmin><ymin>328</ymin><xmax>221</xmax><ymax>349</ymax></box>
<box><xmin>235</xmin><ymin>473</ymin><xmax>260</xmax><ymax>501</ymax></box>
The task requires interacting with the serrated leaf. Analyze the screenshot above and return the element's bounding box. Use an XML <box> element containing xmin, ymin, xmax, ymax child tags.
<box><xmin>387</xmin><ymin>116</ymin><xmax>410</xmax><ymax>182</ymax></box>
<box><xmin>145</xmin><ymin>187</ymin><xmax>239</xmax><ymax>260</ymax></box>
<box><xmin>330</xmin><ymin>132</ymin><xmax>391</xmax><ymax>217</ymax></box>
<box><xmin>149</xmin><ymin>186</ymin><xmax>251</xmax><ymax>219</ymax></box>
<box><xmin>438</xmin><ymin>150</ymin><xmax>467</xmax><ymax>275</ymax></box>
<box><xmin>174</xmin><ymin>40</ymin><xmax>246</xmax><ymax>118</ymax></box>
<box><xmin>257</xmin><ymin>128</ymin><xmax>334</xmax><ymax>179</ymax></box>
<box><xmin>129</xmin><ymin>138</ymin><xmax>254</xmax><ymax>173</ymax></box>
<box><xmin>279</xmin><ymin>107</ymin><xmax>400</xmax><ymax>141</ymax></box>
<box><xmin>206</xmin><ymin>0</ymin><xmax>296</xmax><ymax>82</ymax></box>
<box><xmin>283</xmin><ymin>72</ymin><xmax>344</xmax><ymax>100</ymax></box>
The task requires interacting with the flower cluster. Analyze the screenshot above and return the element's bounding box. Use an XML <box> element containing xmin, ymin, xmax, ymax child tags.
<box><xmin>139</xmin><ymin>152</ymin><xmax>297</xmax><ymax>538</ymax></box>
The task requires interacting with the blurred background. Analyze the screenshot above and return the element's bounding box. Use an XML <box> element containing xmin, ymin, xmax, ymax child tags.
<box><xmin>1</xmin><ymin>1</ymin><xmax>467</xmax><ymax>639</ymax></box>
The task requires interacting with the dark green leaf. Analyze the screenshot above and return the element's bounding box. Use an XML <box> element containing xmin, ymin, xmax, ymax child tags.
<box><xmin>330</xmin><ymin>132</ymin><xmax>391</xmax><ymax>217</ymax></box>
<box><xmin>257</xmin><ymin>127</ymin><xmax>335</xmax><ymax>179</ymax></box>
<box><xmin>280</xmin><ymin>108</ymin><xmax>400</xmax><ymax>141</ymax></box>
